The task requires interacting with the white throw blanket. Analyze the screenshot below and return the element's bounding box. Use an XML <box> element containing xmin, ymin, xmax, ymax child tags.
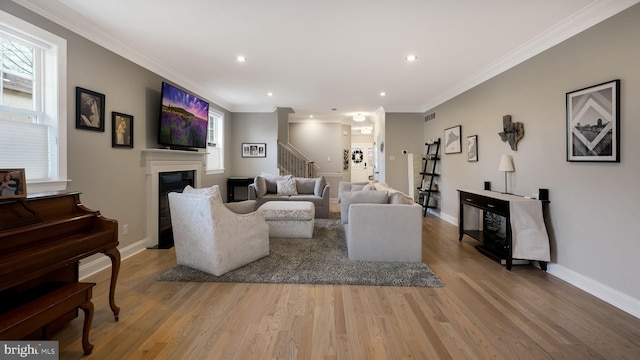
<box><xmin>509</xmin><ymin>198</ymin><xmax>550</xmax><ymax>261</ymax></box>
<box><xmin>461</xmin><ymin>190</ymin><xmax>550</xmax><ymax>262</ymax></box>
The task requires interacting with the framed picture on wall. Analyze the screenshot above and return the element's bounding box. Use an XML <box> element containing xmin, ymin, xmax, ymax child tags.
<box><xmin>76</xmin><ymin>87</ymin><xmax>105</xmax><ymax>132</ymax></box>
<box><xmin>566</xmin><ymin>79</ymin><xmax>620</xmax><ymax>162</ymax></box>
<box><xmin>444</xmin><ymin>125</ymin><xmax>462</xmax><ymax>154</ymax></box>
<box><xmin>242</xmin><ymin>143</ymin><xmax>266</xmax><ymax>158</ymax></box>
<box><xmin>112</xmin><ymin>112</ymin><xmax>134</xmax><ymax>148</ymax></box>
<box><xmin>467</xmin><ymin>135</ymin><xmax>478</xmax><ymax>162</ymax></box>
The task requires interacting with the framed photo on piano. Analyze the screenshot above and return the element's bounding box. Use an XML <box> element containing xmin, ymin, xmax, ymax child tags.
<box><xmin>0</xmin><ymin>168</ymin><xmax>27</xmax><ymax>199</ymax></box>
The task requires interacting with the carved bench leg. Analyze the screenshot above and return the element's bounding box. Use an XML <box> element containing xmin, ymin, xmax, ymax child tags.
<box><xmin>79</xmin><ymin>300</ymin><xmax>94</xmax><ymax>355</ymax></box>
<box><xmin>102</xmin><ymin>247</ymin><xmax>121</xmax><ymax>321</ymax></box>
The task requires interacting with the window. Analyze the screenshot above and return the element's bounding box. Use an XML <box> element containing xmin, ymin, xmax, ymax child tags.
<box><xmin>206</xmin><ymin>109</ymin><xmax>224</xmax><ymax>173</ymax></box>
<box><xmin>0</xmin><ymin>10</ymin><xmax>67</xmax><ymax>192</ymax></box>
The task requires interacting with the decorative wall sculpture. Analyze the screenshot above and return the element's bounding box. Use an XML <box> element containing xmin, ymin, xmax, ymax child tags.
<box><xmin>343</xmin><ymin>149</ymin><xmax>350</xmax><ymax>170</ymax></box>
<box><xmin>499</xmin><ymin>115</ymin><xmax>524</xmax><ymax>151</ymax></box>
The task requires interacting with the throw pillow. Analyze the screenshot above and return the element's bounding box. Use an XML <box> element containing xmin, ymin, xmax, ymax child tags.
<box><xmin>352</xmin><ymin>184</ymin><xmax>367</xmax><ymax>192</ymax></box>
<box><xmin>314</xmin><ymin>176</ymin><xmax>327</xmax><ymax>197</ymax></box>
<box><xmin>182</xmin><ymin>185</ymin><xmax>220</xmax><ymax>197</ymax></box>
<box><xmin>388</xmin><ymin>191</ymin><xmax>415</xmax><ymax>205</ymax></box>
<box><xmin>373</xmin><ymin>182</ymin><xmax>391</xmax><ymax>191</ymax></box>
<box><xmin>254</xmin><ymin>176</ymin><xmax>268</xmax><ymax>197</ymax></box>
<box><xmin>261</xmin><ymin>172</ymin><xmax>292</xmax><ymax>193</ymax></box>
<box><xmin>295</xmin><ymin>177</ymin><xmax>316</xmax><ymax>194</ymax></box>
<box><xmin>277</xmin><ymin>178</ymin><xmax>298</xmax><ymax>196</ymax></box>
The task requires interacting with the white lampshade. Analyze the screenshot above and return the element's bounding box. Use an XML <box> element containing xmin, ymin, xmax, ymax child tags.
<box><xmin>498</xmin><ymin>155</ymin><xmax>515</xmax><ymax>172</ymax></box>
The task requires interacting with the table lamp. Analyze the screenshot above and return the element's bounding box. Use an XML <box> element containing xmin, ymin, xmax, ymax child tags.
<box><xmin>498</xmin><ymin>155</ymin><xmax>515</xmax><ymax>194</ymax></box>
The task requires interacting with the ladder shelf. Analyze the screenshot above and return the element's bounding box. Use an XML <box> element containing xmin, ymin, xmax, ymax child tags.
<box><xmin>417</xmin><ymin>138</ymin><xmax>440</xmax><ymax>217</ymax></box>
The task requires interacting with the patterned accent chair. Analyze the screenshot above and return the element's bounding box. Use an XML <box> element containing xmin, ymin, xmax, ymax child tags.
<box><xmin>168</xmin><ymin>185</ymin><xmax>269</xmax><ymax>276</ymax></box>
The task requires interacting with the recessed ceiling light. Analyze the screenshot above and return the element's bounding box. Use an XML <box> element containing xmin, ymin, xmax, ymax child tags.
<box><xmin>380</xmin><ymin>92</ymin><xmax>387</xmax><ymax>97</ymax></box>
<box><xmin>267</xmin><ymin>92</ymin><xmax>273</xmax><ymax>97</ymax></box>
<box><xmin>309</xmin><ymin>115</ymin><xmax>314</xmax><ymax>118</ymax></box>
<box><xmin>236</xmin><ymin>55</ymin><xmax>247</xmax><ymax>62</ymax></box>
<box><xmin>405</xmin><ymin>55</ymin><xmax>417</xmax><ymax>62</ymax></box>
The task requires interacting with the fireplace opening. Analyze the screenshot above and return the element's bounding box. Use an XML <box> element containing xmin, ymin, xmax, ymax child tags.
<box><xmin>156</xmin><ymin>170</ymin><xmax>194</xmax><ymax>249</ymax></box>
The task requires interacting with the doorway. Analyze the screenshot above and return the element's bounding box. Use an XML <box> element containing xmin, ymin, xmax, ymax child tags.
<box><xmin>350</xmin><ymin>143</ymin><xmax>374</xmax><ymax>182</ymax></box>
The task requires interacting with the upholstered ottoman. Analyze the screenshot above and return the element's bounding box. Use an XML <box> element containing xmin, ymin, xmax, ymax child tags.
<box><xmin>258</xmin><ymin>201</ymin><xmax>315</xmax><ymax>238</ymax></box>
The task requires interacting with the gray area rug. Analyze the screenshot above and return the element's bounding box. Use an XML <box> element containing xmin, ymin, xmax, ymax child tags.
<box><xmin>158</xmin><ymin>218</ymin><xmax>444</xmax><ymax>287</ymax></box>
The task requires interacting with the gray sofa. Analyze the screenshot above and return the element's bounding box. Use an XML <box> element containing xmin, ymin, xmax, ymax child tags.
<box><xmin>248</xmin><ymin>174</ymin><xmax>330</xmax><ymax>218</ymax></box>
<box><xmin>339</xmin><ymin>181</ymin><xmax>423</xmax><ymax>262</ymax></box>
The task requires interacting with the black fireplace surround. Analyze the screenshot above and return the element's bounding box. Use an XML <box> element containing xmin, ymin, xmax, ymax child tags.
<box><xmin>157</xmin><ymin>170</ymin><xmax>194</xmax><ymax>249</ymax></box>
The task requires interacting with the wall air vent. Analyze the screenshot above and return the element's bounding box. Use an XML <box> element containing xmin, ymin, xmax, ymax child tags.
<box><xmin>425</xmin><ymin>112</ymin><xmax>436</xmax><ymax>122</ymax></box>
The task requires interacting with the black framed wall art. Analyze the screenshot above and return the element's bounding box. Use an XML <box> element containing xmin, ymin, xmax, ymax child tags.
<box><xmin>566</xmin><ymin>79</ymin><xmax>620</xmax><ymax>162</ymax></box>
<box><xmin>76</xmin><ymin>87</ymin><xmax>105</xmax><ymax>132</ymax></box>
<box><xmin>112</xmin><ymin>112</ymin><xmax>134</xmax><ymax>148</ymax></box>
<box><xmin>467</xmin><ymin>135</ymin><xmax>478</xmax><ymax>162</ymax></box>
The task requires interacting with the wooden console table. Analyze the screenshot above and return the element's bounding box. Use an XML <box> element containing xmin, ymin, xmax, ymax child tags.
<box><xmin>458</xmin><ymin>189</ymin><xmax>550</xmax><ymax>270</ymax></box>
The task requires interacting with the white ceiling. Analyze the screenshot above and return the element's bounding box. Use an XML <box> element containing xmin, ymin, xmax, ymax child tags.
<box><xmin>13</xmin><ymin>0</ymin><xmax>638</xmax><ymax>124</ymax></box>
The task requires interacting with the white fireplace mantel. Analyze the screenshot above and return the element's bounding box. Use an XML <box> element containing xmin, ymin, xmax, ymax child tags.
<box><xmin>143</xmin><ymin>149</ymin><xmax>206</xmax><ymax>248</ymax></box>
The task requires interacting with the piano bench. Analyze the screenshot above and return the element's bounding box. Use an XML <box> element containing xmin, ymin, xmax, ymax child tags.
<box><xmin>0</xmin><ymin>282</ymin><xmax>96</xmax><ymax>355</ymax></box>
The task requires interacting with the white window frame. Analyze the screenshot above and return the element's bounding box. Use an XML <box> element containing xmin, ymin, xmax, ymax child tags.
<box><xmin>0</xmin><ymin>10</ymin><xmax>67</xmax><ymax>192</ymax></box>
<box><xmin>206</xmin><ymin>108</ymin><xmax>224</xmax><ymax>174</ymax></box>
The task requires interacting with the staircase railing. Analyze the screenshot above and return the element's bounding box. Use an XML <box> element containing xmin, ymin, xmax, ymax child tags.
<box><xmin>278</xmin><ymin>140</ymin><xmax>319</xmax><ymax>178</ymax></box>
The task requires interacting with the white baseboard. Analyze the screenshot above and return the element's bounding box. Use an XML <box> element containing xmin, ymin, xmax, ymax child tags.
<box><xmin>434</xmin><ymin>211</ymin><xmax>640</xmax><ymax>320</ymax></box>
<box><xmin>439</xmin><ymin>211</ymin><xmax>457</xmax><ymax>226</ymax></box>
<box><xmin>547</xmin><ymin>264</ymin><xmax>640</xmax><ymax>319</ymax></box>
<box><xmin>79</xmin><ymin>237</ymin><xmax>149</xmax><ymax>280</ymax></box>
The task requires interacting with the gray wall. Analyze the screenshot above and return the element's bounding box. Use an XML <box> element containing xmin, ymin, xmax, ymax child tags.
<box><xmin>289</xmin><ymin>121</ymin><xmax>343</xmax><ymax>199</ymax></box>
<box><xmin>229</xmin><ymin>112</ymin><xmax>279</xmax><ymax>177</ymax></box>
<box><xmin>0</xmin><ymin>2</ymin><xmax>232</xmax><ymax>264</ymax></box>
<box><xmin>384</xmin><ymin>113</ymin><xmax>425</xmax><ymax>194</ymax></box>
<box><xmin>277</xmin><ymin>107</ymin><xmax>293</xmax><ymax>143</ymax></box>
<box><xmin>425</xmin><ymin>4</ymin><xmax>640</xmax><ymax>305</ymax></box>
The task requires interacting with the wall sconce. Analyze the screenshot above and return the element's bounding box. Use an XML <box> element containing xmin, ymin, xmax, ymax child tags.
<box><xmin>498</xmin><ymin>155</ymin><xmax>515</xmax><ymax>194</ymax></box>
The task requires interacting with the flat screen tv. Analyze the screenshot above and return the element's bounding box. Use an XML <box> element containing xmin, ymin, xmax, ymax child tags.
<box><xmin>158</xmin><ymin>82</ymin><xmax>209</xmax><ymax>150</ymax></box>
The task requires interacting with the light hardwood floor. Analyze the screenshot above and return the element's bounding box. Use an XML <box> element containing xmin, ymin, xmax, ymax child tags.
<box><xmin>54</xmin><ymin>208</ymin><xmax>640</xmax><ymax>359</ymax></box>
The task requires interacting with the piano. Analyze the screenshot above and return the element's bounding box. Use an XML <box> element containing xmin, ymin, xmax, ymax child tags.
<box><xmin>0</xmin><ymin>191</ymin><xmax>120</xmax><ymax>353</ymax></box>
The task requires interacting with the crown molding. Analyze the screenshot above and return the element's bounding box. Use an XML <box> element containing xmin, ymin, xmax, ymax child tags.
<box><xmin>230</xmin><ymin>105</ymin><xmax>279</xmax><ymax>113</ymax></box>
<box><xmin>12</xmin><ymin>0</ymin><xmax>233</xmax><ymax>111</ymax></box>
<box><xmin>421</xmin><ymin>0</ymin><xmax>640</xmax><ymax>112</ymax></box>
<box><xmin>13</xmin><ymin>0</ymin><xmax>638</xmax><ymax>115</ymax></box>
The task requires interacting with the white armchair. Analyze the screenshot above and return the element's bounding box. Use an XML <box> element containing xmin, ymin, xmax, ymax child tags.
<box><xmin>168</xmin><ymin>186</ymin><xmax>269</xmax><ymax>276</ymax></box>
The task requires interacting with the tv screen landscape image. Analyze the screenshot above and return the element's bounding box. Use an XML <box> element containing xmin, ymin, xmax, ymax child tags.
<box><xmin>158</xmin><ymin>82</ymin><xmax>209</xmax><ymax>149</ymax></box>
